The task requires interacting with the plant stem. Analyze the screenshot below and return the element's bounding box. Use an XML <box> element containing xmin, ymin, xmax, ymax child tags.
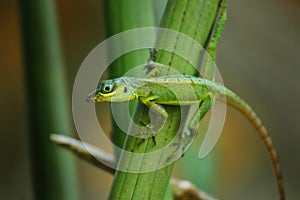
<box><xmin>19</xmin><ymin>0</ymin><xmax>79</xmax><ymax>199</ymax></box>
<box><xmin>104</xmin><ymin>0</ymin><xmax>157</xmax><ymax>151</ymax></box>
<box><xmin>104</xmin><ymin>1</ymin><xmax>170</xmax><ymax>199</ymax></box>
<box><xmin>107</xmin><ymin>0</ymin><xmax>224</xmax><ymax>199</ymax></box>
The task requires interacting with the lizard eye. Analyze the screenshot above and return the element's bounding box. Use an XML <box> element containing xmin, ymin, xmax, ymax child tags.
<box><xmin>100</xmin><ymin>82</ymin><xmax>114</xmax><ymax>94</ymax></box>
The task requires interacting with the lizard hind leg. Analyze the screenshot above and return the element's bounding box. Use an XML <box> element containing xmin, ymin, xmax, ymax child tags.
<box><xmin>168</xmin><ymin>98</ymin><xmax>213</xmax><ymax>161</ymax></box>
<box><xmin>183</xmin><ymin>98</ymin><xmax>213</xmax><ymax>139</ymax></box>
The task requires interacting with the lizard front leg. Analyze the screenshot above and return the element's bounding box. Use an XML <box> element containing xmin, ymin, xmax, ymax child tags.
<box><xmin>130</xmin><ymin>96</ymin><xmax>168</xmax><ymax>143</ymax></box>
<box><xmin>139</xmin><ymin>96</ymin><xmax>168</xmax><ymax>118</ymax></box>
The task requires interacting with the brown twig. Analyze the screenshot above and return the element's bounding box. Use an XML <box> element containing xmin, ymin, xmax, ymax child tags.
<box><xmin>50</xmin><ymin>134</ymin><xmax>218</xmax><ymax>200</ymax></box>
<box><xmin>50</xmin><ymin>134</ymin><xmax>115</xmax><ymax>174</ymax></box>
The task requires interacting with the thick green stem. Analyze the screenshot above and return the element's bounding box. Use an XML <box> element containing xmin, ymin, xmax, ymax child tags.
<box><xmin>19</xmin><ymin>0</ymin><xmax>79</xmax><ymax>199</ymax></box>
<box><xmin>106</xmin><ymin>0</ymin><xmax>223</xmax><ymax>200</ymax></box>
<box><xmin>104</xmin><ymin>0</ymin><xmax>172</xmax><ymax>199</ymax></box>
<box><xmin>104</xmin><ymin>0</ymin><xmax>157</xmax><ymax>149</ymax></box>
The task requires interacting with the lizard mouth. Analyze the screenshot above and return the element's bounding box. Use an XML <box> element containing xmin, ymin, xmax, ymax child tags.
<box><xmin>86</xmin><ymin>91</ymin><xmax>96</xmax><ymax>103</ymax></box>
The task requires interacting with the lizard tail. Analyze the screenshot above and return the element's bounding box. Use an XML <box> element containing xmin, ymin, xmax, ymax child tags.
<box><xmin>225</xmin><ymin>88</ymin><xmax>286</xmax><ymax>200</ymax></box>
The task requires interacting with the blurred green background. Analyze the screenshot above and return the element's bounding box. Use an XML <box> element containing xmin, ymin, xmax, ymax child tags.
<box><xmin>0</xmin><ymin>0</ymin><xmax>299</xmax><ymax>199</ymax></box>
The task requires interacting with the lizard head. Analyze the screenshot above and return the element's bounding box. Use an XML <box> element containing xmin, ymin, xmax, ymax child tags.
<box><xmin>86</xmin><ymin>77</ymin><xmax>137</xmax><ymax>103</ymax></box>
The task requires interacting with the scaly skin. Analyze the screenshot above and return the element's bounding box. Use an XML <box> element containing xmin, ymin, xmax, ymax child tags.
<box><xmin>87</xmin><ymin>73</ymin><xmax>285</xmax><ymax>200</ymax></box>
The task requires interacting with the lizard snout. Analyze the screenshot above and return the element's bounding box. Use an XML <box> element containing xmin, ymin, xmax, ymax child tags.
<box><xmin>86</xmin><ymin>91</ymin><xmax>96</xmax><ymax>103</ymax></box>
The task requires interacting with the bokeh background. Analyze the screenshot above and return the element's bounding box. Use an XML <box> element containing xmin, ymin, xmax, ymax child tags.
<box><xmin>1</xmin><ymin>0</ymin><xmax>299</xmax><ymax>199</ymax></box>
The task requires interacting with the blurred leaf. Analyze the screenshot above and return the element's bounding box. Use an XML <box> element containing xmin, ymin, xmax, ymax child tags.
<box><xmin>19</xmin><ymin>0</ymin><xmax>79</xmax><ymax>199</ymax></box>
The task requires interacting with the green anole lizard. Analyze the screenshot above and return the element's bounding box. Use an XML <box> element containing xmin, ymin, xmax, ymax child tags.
<box><xmin>86</xmin><ymin>62</ymin><xmax>285</xmax><ymax>200</ymax></box>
